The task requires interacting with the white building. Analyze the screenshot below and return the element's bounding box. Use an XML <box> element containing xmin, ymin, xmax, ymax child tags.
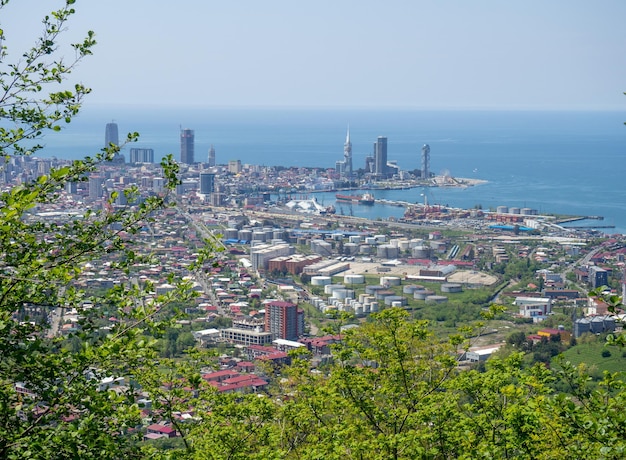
<box><xmin>515</xmin><ymin>296</ymin><xmax>552</xmax><ymax>321</ymax></box>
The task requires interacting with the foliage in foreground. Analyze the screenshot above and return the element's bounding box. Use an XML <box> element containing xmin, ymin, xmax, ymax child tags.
<box><xmin>140</xmin><ymin>308</ymin><xmax>626</xmax><ymax>460</ymax></box>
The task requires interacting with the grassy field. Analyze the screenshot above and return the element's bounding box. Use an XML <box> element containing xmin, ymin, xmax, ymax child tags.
<box><xmin>558</xmin><ymin>340</ymin><xmax>626</xmax><ymax>376</ymax></box>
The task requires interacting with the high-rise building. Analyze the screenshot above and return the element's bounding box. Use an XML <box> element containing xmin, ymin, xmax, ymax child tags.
<box><xmin>180</xmin><ymin>129</ymin><xmax>194</xmax><ymax>164</ymax></box>
<box><xmin>129</xmin><ymin>148</ymin><xmax>154</xmax><ymax>164</ymax></box>
<box><xmin>343</xmin><ymin>127</ymin><xmax>352</xmax><ymax>178</ymax></box>
<box><xmin>199</xmin><ymin>172</ymin><xmax>215</xmax><ymax>195</ymax></box>
<box><xmin>421</xmin><ymin>144</ymin><xmax>430</xmax><ymax>179</ymax></box>
<box><xmin>228</xmin><ymin>159</ymin><xmax>241</xmax><ymax>174</ymax></box>
<box><xmin>88</xmin><ymin>176</ymin><xmax>104</xmax><ymax>199</ymax></box>
<box><xmin>208</xmin><ymin>145</ymin><xmax>216</xmax><ymax>167</ymax></box>
<box><xmin>264</xmin><ymin>301</ymin><xmax>304</xmax><ymax>341</ymax></box>
<box><xmin>104</xmin><ymin>122</ymin><xmax>119</xmax><ymax>147</ymax></box>
<box><xmin>104</xmin><ymin>121</ymin><xmax>125</xmax><ymax>163</ymax></box>
<box><xmin>374</xmin><ymin>136</ymin><xmax>388</xmax><ymax>178</ymax></box>
<box><xmin>589</xmin><ymin>266</ymin><xmax>608</xmax><ymax>289</ymax></box>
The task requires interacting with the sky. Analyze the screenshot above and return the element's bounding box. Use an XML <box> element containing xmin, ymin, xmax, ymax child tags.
<box><xmin>3</xmin><ymin>0</ymin><xmax>626</xmax><ymax>110</ymax></box>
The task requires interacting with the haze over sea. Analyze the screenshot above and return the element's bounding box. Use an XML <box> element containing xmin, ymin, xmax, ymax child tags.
<box><xmin>40</xmin><ymin>107</ymin><xmax>626</xmax><ymax>234</ymax></box>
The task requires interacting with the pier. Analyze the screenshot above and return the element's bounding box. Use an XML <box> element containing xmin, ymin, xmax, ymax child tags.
<box><xmin>556</xmin><ymin>215</ymin><xmax>604</xmax><ymax>224</ymax></box>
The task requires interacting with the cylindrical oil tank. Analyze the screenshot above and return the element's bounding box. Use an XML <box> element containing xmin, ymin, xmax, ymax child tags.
<box><xmin>403</xmin><ymin>284</ymin><xmax>424</xmax><ymax>294</ymax></box>
<box><xmin>414</xmin><ymin>289</ymin><xmax>435</xmax><ymax>300</ymax></box>
<box><xmin>385</xmin><ymin>296</ymin><xmax>408</xmax><ymax>306</ymax></box>
<box><xmin>344</xmin><ymin>243</ymin><xmax>359</xmax><ymax>255</ymax></box>
<box><xmin>238</xmin><ymin>229</ymin><xmax>252</xmax><ymax>241</ymax></box>
<box><xmin>251</xmin><ymin>231</ymin><xmax>266</xmax><ymax>242</ymax></box>
<box><xmin>349</xmin><ymin>235</ymin><xmax>362</xmax><ymax>244</ymax></box>
<box><xmin>380</xmin><ymin>276</ymin><xmax>401</xmax><ymax>286</ymax></box>
<box><xmin>344</xmin><ymin>274</ymin><xmax>365</xmax><ymax>284</ymax></box>
<box><xmin>496</xmin><ymin>206</ymin><xmax>508</xmax><ymax>214</ymax></box>
<box><xmin>409</xmin><ymin>238</ymin><xmax>424</xmax><ymax>248</ymax></box>
<box><xmin>324</xmin><ymin>284</ymin><xmax>344</xmax><ymax>295</ymax></box>
<box><xmin>426</xmin><ymin>295</ymin><xmax>448</xmax><ymax>303</ymax></box>
<box><xmin>370</xmin><ymin>302</ymin><xmax>379</xmax><ymax>312</ymax></box>
<box><xmin>398</xmin><ymin>240</ymin><xmax>410</xmax><ymax>251</ymax></box>
<box><xmin>375</xmin><ymin>290</ymin><xmax>394</xmax><ymax>300</ymax></box>
<box><xmin>412</xmin><ymin>246</ymin><xmax>431</xmax><ymax>258</ymax></box>
<box><xmin>441</xmin><ymin>283</ymin><xmax>463</xmax><ymax>293</ymax></box>
<box><xmin>509</xmin><ymin>207</ymin><xmax>520</xmax><ymax>214</ymax></box>
<box><xmin>332</xmin><ymin>289</ymin><xmax>355</xmax><ymax>300</ymax></box>
<box><xmin>311</xmin><ymin>276</ymin><xmax>332</xmax><ymax>286</ymax></box>
<box><xmin>224</xmin><ymin>228</ymin><xmax>238</xmax><ymax>239</ymax></box>
<box><xmin>359</xmin><ymin>245</ymin><xmax>372</xmax><ymax>254</ymax></box>
<box><xmin>272</xmin><ymin>229</ymin><xmax>284</xmax><ymax>240</ymax></box>
<box><xmin>366</xmin><ymin>285</ymin><xmax>386</xmax><ymax>295</ymax></box>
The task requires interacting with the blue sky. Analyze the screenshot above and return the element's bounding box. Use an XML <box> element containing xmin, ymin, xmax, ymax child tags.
<box><xmin>3</xmin><ymin>0</ymin><xmax>626</xmax><ymax>109</ymax></box>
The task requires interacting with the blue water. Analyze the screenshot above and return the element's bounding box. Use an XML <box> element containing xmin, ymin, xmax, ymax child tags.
<box><xmin>39</xmin><ymin>106</ymin><xmax>626</xmax><ymax>234</ymax></box>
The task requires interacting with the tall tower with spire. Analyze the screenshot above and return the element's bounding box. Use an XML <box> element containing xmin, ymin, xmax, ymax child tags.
<box><xmin>421</xmin><ymin>144</ymin><xmax>430</xmax><ymax>180</ymax></box>
<box><xmin>343</xmin><ymin>127</ymin><xmax>352</xmax><ymax>178</ymax></box>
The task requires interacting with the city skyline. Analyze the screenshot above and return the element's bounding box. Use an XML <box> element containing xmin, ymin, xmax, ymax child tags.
<box><xmin>3</xmin><ymin>1</ymin><xmax>625</xmax><ymax>110</ymax></box>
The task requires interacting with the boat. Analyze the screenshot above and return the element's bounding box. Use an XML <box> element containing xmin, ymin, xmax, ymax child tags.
<box><xmin>335</xmin><ymin>193</ymin><xmax>375</xmax><ymax>205</ymax></box>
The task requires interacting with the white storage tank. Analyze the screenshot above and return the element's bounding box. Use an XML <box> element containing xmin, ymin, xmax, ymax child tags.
<box><xmin>365</xmin><ymin>237</ymin><xmax>377</xmax><ymax>245</ymax></box>
<box><xmin>380</xmin><ymin>276</ymin><xmax>401</xmax><ymax>286</ymax></box>
<box><xmin>344</xmin><ymin>274</ymin><xmax>365</xmax><ymax>284</ymax></box>
<box><xmin>409</xmin><ymin>238</ymin><xmax>424</xmax><ymax>248</ymax></box>
<box><xmin>332</xmin><ymin>289</ymin><xmax>355</xmax><ymax>300</ymax></box>
<box><xmin>397</xmin><ymin>240</ymin><xmax>410</xmax><ymax>251</ymax></box>
<box><xmin>496</xmin><ymin>206</ymin><xmax>509</xmax><ymax>214</ymax></box>
<box><xmin>349</xmin><ymin>235</ymin><xmax>362</xmax><ymax>244</ymax></box>
<box><xmin>311</xmin><ymin>276</ymin><xmax>332</xmax><ymax>286</ymax></box>
<box><xmin>324</xmin><ymin>284</ymin><xmax>345</xmax><ymax>295</ymax></box>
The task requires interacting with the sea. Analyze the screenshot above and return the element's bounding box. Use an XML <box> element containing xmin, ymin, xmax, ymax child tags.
<box><xmin>37</xmin><ymin>106</ymin><xmax>626</xmax><ymax>234</ymax></box>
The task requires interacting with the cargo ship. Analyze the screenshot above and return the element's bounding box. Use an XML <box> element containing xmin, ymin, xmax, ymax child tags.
<box><xmin>335</xmin><ymin>192</ymin><xmax>375</xmax><ymax>205</ymax></box>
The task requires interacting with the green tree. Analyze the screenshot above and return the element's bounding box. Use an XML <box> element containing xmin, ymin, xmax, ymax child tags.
<box><xmin>0</xmin><ymin>2</ymin><xmax>191</xmax><ymax>458</ymax></box>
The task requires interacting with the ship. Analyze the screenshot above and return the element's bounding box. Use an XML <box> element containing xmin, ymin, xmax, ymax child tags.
<box><xmin>335</xmin><ymin>192</ymin><xmax>375</xmax><ymax>205</ymax></box>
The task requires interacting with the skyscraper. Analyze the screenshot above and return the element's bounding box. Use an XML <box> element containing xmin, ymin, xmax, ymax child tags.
<box><xmin>421</xmin><ymin>144</ymin><xmax>430</xmax><ymax>179</ymax></box>
<box><xmin>104</xmin><ymin>121</ymin><xmax>124</xmax><ymax>163</ymax></box>
<box><xmin>208</xmin><ymin>145</ymin><xmax>216</xmax><ymax>167</ymax></box>
<box><xmin>374</xmin><ymin>136</ymin><xmax>387</xmax><ymax>178</ymax></box>
<box><xmin>343</xmin><ymin>127</ymin><xmax>352</xmax><ymax>178</ymax></box>
<box><xmin>199</xmin><ymin>172</ymin><xmax>215</xmax><ymax>195</ymax></box>
<box><xmin>180</xmin><ymin>128</ymin><xmax>194</xmax><ymax>164</ymax></box>
<box><xmin>104</xmin><ymin>122</ymin><xmax>119</xmax><ymax>147</ymax></box>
